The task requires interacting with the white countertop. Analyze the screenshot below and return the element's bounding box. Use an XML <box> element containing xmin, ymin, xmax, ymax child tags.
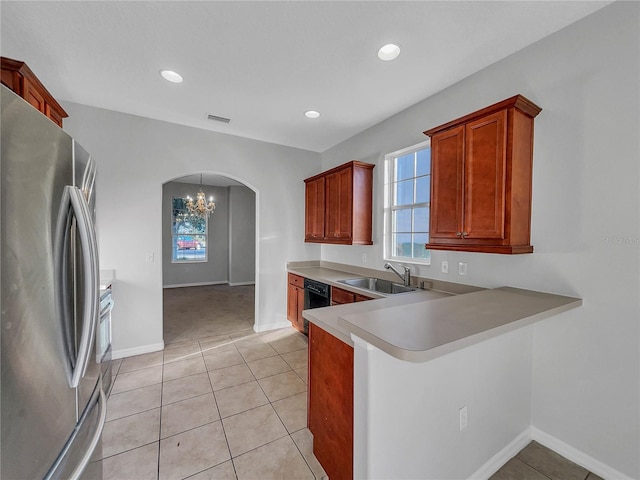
<box><xmin>340</xmin><ymin>286</ymin><xmax>581</xmax><ymax>362</ymax></box>
<box><xmin>293</xmin><ymin>262</ymin><xmax>582</xmax><ymax>363</ymax></box>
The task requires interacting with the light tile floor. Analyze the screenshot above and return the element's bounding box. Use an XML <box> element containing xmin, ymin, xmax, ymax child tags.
<box><xmin>106</xmin><ymin>286</ymin><xmax>601</xmax><ymax>480</ymax></box>
<box><xmin>490</xmin><ymin>441</ymin><xmax>604</xmax><ymax>480</ymax></box>
<box><xmin>103</xmin><ymin>327</ymin><xmax>327</xmax><ymax>480</ymax></box>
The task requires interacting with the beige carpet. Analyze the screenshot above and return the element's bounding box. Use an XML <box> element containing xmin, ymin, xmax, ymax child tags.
<box><xmin>163</xmin><ymin>284</ymin><xmax>255</xmax><ymax>344</ymax></box>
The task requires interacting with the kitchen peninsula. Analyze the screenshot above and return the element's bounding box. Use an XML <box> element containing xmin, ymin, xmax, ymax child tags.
<box><xmin>290</xmin><ymin>261</ymin><xmax>581</xmax><ymax>480</ymax></box>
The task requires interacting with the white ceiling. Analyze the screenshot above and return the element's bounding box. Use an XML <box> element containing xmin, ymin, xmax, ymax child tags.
<box><xmin>1</xmin><ymin>1</ymin><xmax>610</xmax><ymax>153</ymax></box>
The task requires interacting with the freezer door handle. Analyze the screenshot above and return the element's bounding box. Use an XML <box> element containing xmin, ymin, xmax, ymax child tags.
<box><xmin>44</xmin><ymin>385</ymin><xmax>107</xmax><ymax>480</ymax></box>
<box><xmin>69</xmin><ymin>185</ymin><xmax>100</xmax><ymax>387</ymax></box>
<box><xmin>68</xmin><ymin>387</ymin><xmax>107</xmax><ymax>480</ymax></box>
<box><xmin>55</xmin><ymin>185</ymin><xmax>100</xmax><ymax>388</ymax></box>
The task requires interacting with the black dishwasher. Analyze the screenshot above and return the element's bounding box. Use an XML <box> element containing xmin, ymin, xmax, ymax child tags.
<box><xmin>303</xmin><ymin>278</ymin><xmax>331</xmax><ymax>333</ymax></box>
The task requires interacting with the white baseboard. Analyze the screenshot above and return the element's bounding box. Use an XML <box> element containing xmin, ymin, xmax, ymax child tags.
<box><xmin>468</xmin><ymin>428</ymin><xmax>532</xmax><ymax>480</ymax></box>
<box><xmin>112</xmin><ymin>341</ymin><xmax>165</xmax><ymax>359</ymax></box>
<box><xmin>468</xmin><ymin>426</ymin><xmax>635</xmax><ymax>480</ymax></box>
<box><xmin>228</xmin><ymin>281</ymin><xmax>255</xmax><ymax>286</ymax></box>
<box><xmin>530</xmin><ymin>427</ymin><xmax>635</xmax><ymax>480</ymax></box>
<box><xmin>163</xmin><ymin>281</ymin><xmax>227</xmax><ymax>289</ymax></box>
<box><xmin>254</xmin><ymin>320</ymin><xmax>292</xmax><ymax>332</ymax></box>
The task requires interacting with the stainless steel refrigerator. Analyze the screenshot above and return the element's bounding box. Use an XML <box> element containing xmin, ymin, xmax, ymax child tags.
<box><xmin>1</xmin><ymin>85</ymin><xmax>106</xmax><ymax>479</ymax></box>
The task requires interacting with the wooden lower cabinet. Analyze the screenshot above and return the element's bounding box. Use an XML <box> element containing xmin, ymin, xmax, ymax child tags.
<box><xmin>308</xmin><ymin>323</ymin><xmax>353</xmax><ymax>480</ymax></box>
<box><xmin>331</xmin><ymin>285</ymin><xmax>373</xmax><ymax>306</ymax></box>
<box><xmin>287</xmin><ymin>273</ymin><xmax>305</xmax><ymax>332</ymax></box>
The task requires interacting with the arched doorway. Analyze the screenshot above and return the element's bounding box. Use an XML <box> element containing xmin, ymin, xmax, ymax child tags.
<box><xmin>160</xmin><ymin>172</ymin><xmax>258</xmax><ymax>345</ymax></box>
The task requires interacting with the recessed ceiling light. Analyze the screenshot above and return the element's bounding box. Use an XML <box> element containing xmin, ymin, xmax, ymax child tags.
<box><xmin>304</xmin><ymin>110</ymin><xmax>321</xmax><ymax>119</ymax></box>
<box><xmin>377</xmin><ymin>44</ymin><xmax>401</xmax><ymax>61</ymax></box>
<box><xmin>160</xmin><ymin>70</ymin><xmax>183</xmax><ymax>83</ymax></box>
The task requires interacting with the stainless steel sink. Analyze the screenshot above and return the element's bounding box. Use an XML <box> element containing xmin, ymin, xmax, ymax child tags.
<box><xmin>338</xmin><ymin>277</ymin><xmax>418</xmax><ymax>295</ymax></box>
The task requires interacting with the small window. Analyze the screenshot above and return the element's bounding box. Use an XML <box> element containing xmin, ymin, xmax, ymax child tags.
<box><xmin>384</xmin><ymin>141</ymin><xmax>431</xmax><ymax>264</ymax></box>
<box><xmin>171</xmin><ymin>197</ymin><xmax>208</xmax><ymax>262</ymax></box>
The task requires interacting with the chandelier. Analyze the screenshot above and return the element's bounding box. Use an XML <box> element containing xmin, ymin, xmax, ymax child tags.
<box><xmin>185</xmin><ymin>174</ymin><xmax>216</xmax><ymax>218</ymax></box>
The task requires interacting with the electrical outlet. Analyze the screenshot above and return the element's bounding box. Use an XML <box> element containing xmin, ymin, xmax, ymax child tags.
<box><xmin>459</xmin><ymin>405</ymin><xmax>468</xmax><ymax>431</ymax></box>
<box><xmin>361</xmin><ymin>253</ymin><xmax>367</xmax><ymax>264</ymax></box>
<box><xmin>441</xmin><ymin>260</ymin><xmax>449</xmax><ymax>274</ymax></box>
<box><xmin>458</xmin><ymin>262</ymin><xmax>467</xmax><ymax>276</ymax></box>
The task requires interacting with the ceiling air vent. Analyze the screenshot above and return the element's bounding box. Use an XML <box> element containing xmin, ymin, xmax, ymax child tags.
<box><xmin>207</xmin><ymin>114</ymin><xmax>231</xmax><ymax>124</ymax></box>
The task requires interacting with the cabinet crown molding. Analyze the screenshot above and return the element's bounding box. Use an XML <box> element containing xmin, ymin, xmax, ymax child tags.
<box><xmin>304</xmin><ymin>160</ymin><xmax>374</xmax><ymax>184</ymax></box>
<box><xmin>423</xmin><ymin>94</ymin><xmax>541</xmax><ymax>137</ymax></box>
<box><xmin>1</xmin><ymin>56</ymin><xmax>68</xmax><ymax>126</ymax></box>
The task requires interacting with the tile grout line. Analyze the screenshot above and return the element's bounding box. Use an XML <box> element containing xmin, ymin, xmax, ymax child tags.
<box><xmin>231</xmin><ymin>342</ymin><xmax>296</xmax><ymax>461</ymax></box>
<box><xmin>101</xmin><ymin>439</ymin><xmax>160</xmax><ymax>461</ymax></box>
<box><xmin>272</xmin><ymin>346</ymin><xmax>318</xmax><ymax>479</ymax></box>
<box><xmin>239</xmin><ymin>346</ymin><xmax>316</xmax><ymax>477</ymax></box>
<box><xmin>156</xmin><ymin>300</ymin><xmax>313</xmax><ymax>478</ymax></box>
<box><xmin>157</xmin><ymin>348</ymin><xmax>165</xmax><ymax>480</ymax></box>
<box><xmin>203</xmin><ymin>335</ymin><xmax>239</xmax><ymax>479</ymax></box>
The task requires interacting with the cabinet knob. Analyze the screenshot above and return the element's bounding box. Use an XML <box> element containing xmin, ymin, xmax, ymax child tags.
<box><xmin>456</xmin><ymin>232</ymin><xmax>462</xmax><ymax>237</ymax></box>
<box><xmin>462</xmin><ymin>232</ymin><xmax>469</xmax><ymax>238</ymax></box>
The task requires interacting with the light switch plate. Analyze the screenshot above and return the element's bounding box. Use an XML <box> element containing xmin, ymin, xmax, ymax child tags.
<box><xmin>459</xmin><ymin>405</ymin><xmax>468</xmax><ymax>431</ymax></box>
<box><xmin>458</xmin><ymin>262</ymin><xmax>467</xmax><ymax>275</ymax></box>
<box><xmin>441</xmin><ymin>260</ymin><xmax>449</xmax><ymax>274</ymax></box>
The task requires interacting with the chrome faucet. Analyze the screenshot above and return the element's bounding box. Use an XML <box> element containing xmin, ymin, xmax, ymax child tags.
<box><xmin>384</xmin><ymin>262</ymin><xmax>411</xmax><ymax>286</ymax></box>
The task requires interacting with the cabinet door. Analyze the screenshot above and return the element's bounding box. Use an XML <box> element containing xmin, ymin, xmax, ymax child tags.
<box><xmin>45</xmin><ymin>103</ymin><xmax>64</xmax><ymax>127</ymax></box>
<box><xmin>430</xmin><ymin>125</ymin><xmax>464</xmax><ymax>240</ymax></box>
<box><xmin>308</xmin><ymin>323</ymin><xmax>353</xmax><ymax>480</ymax></box>
<box><xmin>325</xmin><ymin>167</ymin><xmax>353</xmax><ymax>241</ymax></box>
<box><xmin>296</xmin><ymin>286</ymin><xmax>305</xmax><ymax>331</ymax></box>
<box><xmin>23</xmin><ymin>78</ymin><xmax>46</xmax><ymax>114</ymax></box>
<box><xmin>287</xmin><ymin>283</ymin><xmax>298</xmax><ymax>323</ymax></box>
<box><xmin>331</xmin><ymin>286</ymin><xmax>356</xmax><ymax>305</ymax></box>
<box><xmin>355</xmin><ymin>294</ymin><xmax>373</xmax><ymax>302</ymax></box>
<box><xmin>305</xmin><ymin>177</ymin><xmax>325</xmax><ymax>241</ymax></box>
<box><xmin>287</xmin><ymin>283</ymin><xmax>306</xmax><ymax>332</ymax></box>
<box><xmin>464</xmin><ymin>110</ymin><xmax>507</xmax><ymax>239</ymax></box>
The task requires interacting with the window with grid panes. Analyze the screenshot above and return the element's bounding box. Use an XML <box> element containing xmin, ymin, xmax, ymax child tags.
<box><xmin>171</xmin><ymin>197</ymin><xmax>208</xmax><ymax>262</ymax></box>
<box><xmin>384</xmin><ymin>141</ymin><xmax>431</xmax><ymax>264</ymax></box>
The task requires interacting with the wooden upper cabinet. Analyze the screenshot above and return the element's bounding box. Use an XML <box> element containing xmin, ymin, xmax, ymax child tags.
<box><xmin>304</xmin><ymin>161</ymin><xmax>374</xmax><ymax>245</ymax></box>
<box><xmin>1</xmin><ymin>57</ymin><xmax>68</xmax><ymax>127</ymax></box>
<box><xmin>324</xmin><ymin>167</ymin><xmax>353</xmax><ymax>240</ymax></box>
<box><xmin>430</xmin><ymin>125</ymin><xmax>464</xmax><ymax>240</ymax></box>
<box><xmin>464</xmin><ymin>110</ymin><xmax>507</xmax><ymax>240</ymax></box>
<box><xmin>305</xmin><ymin>176</ymin><xmax>325</xmax><ymax>241</ymax></box>
<box><xmin>424</xmin><ymin>95</ymin><xmax>541</xmax><ymax>254</ymax></box>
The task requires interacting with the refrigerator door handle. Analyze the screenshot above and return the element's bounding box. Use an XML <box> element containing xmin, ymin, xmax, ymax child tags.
<box><xmin>70</xmin><ymin>185</ymin><xmax>100</xmax><ymax>386</ymax></box>
<box><xmin>68</xmin><ymin>388</ymin><xmax>107</xmax><ymax>480</ymax></box>
<box><xmin>59</xmin><ymin>185</ymin><xmax>100</xmax><ymax>388</ymax></box>
<box><xmin>55</xmin><ymin>187</ymin><xmax>76</xmax><ymax>374</ymax></box>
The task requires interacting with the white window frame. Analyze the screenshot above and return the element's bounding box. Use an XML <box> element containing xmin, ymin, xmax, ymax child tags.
<box><xmin>171</xmin><ymin>196</ymin><xmax>209</xmax><ymax>264</ymax></box>
<box><xmin>383</xmin><ymin>140</ymin><xmax>432</xmax><ymax>265</ymax></box>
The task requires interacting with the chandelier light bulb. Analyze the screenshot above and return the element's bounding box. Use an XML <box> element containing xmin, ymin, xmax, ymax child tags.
<box><xmin>184</xmin><ymin>175</ymin><xmax>216</xmax><ymax>218</ymax></box>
